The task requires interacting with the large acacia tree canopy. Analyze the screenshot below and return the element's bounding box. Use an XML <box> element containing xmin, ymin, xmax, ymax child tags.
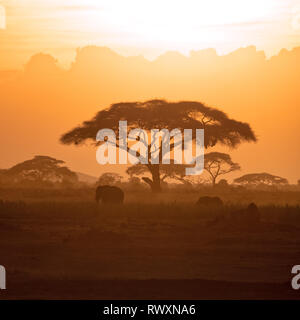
<box><xmin>60</xmin><ymin>100</ymin><xmax>257</xmax><ymax>148</ymax></box>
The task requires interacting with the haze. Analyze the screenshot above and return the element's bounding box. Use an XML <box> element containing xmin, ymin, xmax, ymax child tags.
<box><xmin>0</xmin><ymin>1</ymin><xmax>300</xmax><ymax>182</ymax></box>
<box><xmin>0</xmin><ymin>45</ymin><xmax>299</xmax><ymax>182</ymax></box>
<box><xmin>1</xmin><ymin>0</ymin><xmax>300</xmax><ymax>68</ymax></box>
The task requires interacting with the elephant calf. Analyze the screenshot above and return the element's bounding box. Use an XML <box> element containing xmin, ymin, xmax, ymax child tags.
<box><xmin>95</xmin><ymin>185</ymin><xmax>124</xmax><ymax>204</ymax></box>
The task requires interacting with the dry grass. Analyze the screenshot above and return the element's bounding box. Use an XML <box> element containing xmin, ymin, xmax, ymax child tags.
<box><xmin>1</xmin><ymin>188</ymin><xmax>300</xmax><ymax>299</ymax></box>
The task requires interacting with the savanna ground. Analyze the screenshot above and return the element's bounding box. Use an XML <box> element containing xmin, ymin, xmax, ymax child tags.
<box><xmin>0</xmin><ymin>187</ymin><xmax>300</xmax><ymax>299</ymax></box>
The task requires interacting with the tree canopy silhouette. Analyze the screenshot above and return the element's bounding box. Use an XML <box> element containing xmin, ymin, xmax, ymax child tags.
<box><xmin>0</xmin><ymin>155</ymin><xmax>78</xmax><ymax>187</ymax></box>
<box><xmin>234</xmin><ymin>173</ymin><xmax>288</xmax><ymax>186</ymax></box>
<box><xmin>60</xmin><ymin>100</ymin><xmax>256</xmax><ymax>192</ymax></box>
<box><xmin>204</xmin><ymin>152</ymin><xmax>241</xmax><ymax>186</ymax></box>
<box><xmin>97</xmin><ymin>172</ymin><xmax>123</xmax><ymax>186</ymax></box>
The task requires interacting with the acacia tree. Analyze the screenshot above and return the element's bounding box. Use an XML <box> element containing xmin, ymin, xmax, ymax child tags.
<box><xmin>234</xmin><ymin>173</ymin><xmax>288</xmax><ymax>186</ymax></box>
<box><xmin>126</xmin><ymin>163</ymin><xmax>193</xmax><ymax>188</ymax></box>
<box><xmin>97</xmin><ymin>172</ymin><xmax>123</xmax><ymax>186</ymax></box>
<box><xmin>204</xmin><ymin>152</ymin><xmax>240</xmax><ymax>186</ymax></box>
<box><xmin>0</xmin><ymin>155</ymin><xmax>78</xmax><ymax>186</ymax></box>
<box><xmin>60</xmin><ymin>100</ymin><xmax>256</xmax><ymax>192</ymax></box>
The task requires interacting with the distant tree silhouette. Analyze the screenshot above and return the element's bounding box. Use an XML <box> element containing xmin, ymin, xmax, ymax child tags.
<box><xmin>126</xmin><ymin>163</ymin><xmax>192</xmax><ymax>188</ymax></box>
<box><xmin>234</xmin><ymin>173</ymin><xmax>288</xmax><ymax>186</ymax></box>
<box><xmin>97</xmin><ymin>172</ymin><xmax>123</xmax><ymax>186</ymax></box>
<box><xmin>217</xmin><ymin>179</ymin><xmax>229</xmax><ymax>187</ymax></box>
<box><xmin>298</xmin><ymin>179</ymin><xmax>300</xmax><ymax>186</ymax></box>
<box><xmin>60</xmin><ymin>100</ymin><xmax>256</xmax><ymax>192</ymax></box>
<box><xmin>127</xmin><ymin>176</ymin><xmax>143</xmax><ymax>191</ymax></box>
<box><xmin>0</xmin><ymin>155</ymin><xmax>77</xmax><ymax>187</ymax></box>
<box><xmin>204</xmin><ymin>152</ymin><xmax>240</xmax><ymax>186</ymax></box>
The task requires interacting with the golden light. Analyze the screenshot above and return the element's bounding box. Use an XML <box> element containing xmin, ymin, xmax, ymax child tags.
<box><xmin>0</xmin><ymin>0</ymin><xmax>295</xmax><ymax>67</ymax></box>
<box><xmin>71</xmin><ymin>0</ymin><xmax>280</xmax><ymax>52</ymax></box>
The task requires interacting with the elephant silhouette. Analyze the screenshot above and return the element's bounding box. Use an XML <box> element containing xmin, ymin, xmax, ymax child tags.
<box><xmin>196</xmin><ymin>196</ymin><xmax>223</xmax><ymax>207</ymax></box>
<box><xmin>95</xmin><ymin>185</ymin><xmax>124</xmax><ymax>204</ymax></box>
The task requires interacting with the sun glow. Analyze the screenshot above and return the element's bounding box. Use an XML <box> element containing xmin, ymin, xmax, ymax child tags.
<box><xmin>68</xmin><ymin>0</ymin><xmax>281</xmax><ymax>51</ymax></box>
<box><xmin>0</xmin><ymin>0</ymin><xmax>297</xmax><ymax>67</ymax></box>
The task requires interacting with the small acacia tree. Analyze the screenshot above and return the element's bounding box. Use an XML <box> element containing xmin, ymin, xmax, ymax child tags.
<box><xmin>60</xmin><ymin>100</ymin><xmax>256</xmax><ymax>192</ymax></box>
<box><xmin>204</xmin><ymin>152</ymin><xmax>240</xmax><ymax>186</ymax></box>
<box><xmin>97</xmin><ymin>172</ymin><xmax>123</xmax><ymax>186</ymax></box>
<box><xmin>234</xmin><ymin>173</ymin><xmax>288</xmax><ymax>187</ymax></box>
<box><xmin>126</xmin><ymin>163</ymin><xmax>192</xmax><ymax>189</ymax></box>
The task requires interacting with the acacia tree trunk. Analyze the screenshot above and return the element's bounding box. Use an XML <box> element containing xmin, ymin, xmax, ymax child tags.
<box><xmin>206</xmin><ymin>169</ymin><xmax>217</xmax><ymax>187</ymax></box>
<box><xmin>212</xmin><ymin>176</ymin><xmax>217</xmax><ymax>187</ymax></box>
<box><xmin>151</xmin><ymin>164</ymin><xmax>161</xmax><ymax>193</ymax></box>
<box><xmin>142</xmin><ymin>164</ymin><xmax>162</xmax><ymax>193</ymax></box>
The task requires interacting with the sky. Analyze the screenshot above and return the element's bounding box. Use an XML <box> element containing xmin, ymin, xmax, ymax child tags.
<box><xmin>0</xmin><ymin>0</ymin><xmax>300</xmax><ymax>69</ymax></box>
<box><xmin>0</xmin><ymin>0</ymin><xmax>299</xmax><ymax>183</ymax></box>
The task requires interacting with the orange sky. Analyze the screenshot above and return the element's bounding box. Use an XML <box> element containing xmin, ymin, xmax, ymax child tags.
<box><xmin>0</xmin><ymin>1</ymin><xmax>300</xmax><ymax>183</ymax></box>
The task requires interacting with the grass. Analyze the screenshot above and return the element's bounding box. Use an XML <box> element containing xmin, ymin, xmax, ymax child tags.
<box><xmin>0</xmin><ymin>188</ymin><xmax>300</xmax><ymax>299</ymax></box>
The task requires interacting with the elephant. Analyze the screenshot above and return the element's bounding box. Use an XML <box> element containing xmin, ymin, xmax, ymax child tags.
<box><xmin>95</xmin><ymin>185</ymin><xmax>124</xmax><ymax>204</ymax></box>
<box><xmin>196</xmin><ymin>196</ymin><xmax>223</xmax><ymax>207</ymax></box>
